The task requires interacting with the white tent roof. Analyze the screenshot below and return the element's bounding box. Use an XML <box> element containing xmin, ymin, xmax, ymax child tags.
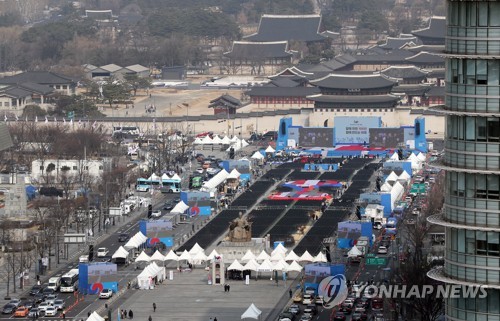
<box><xmin>313</xmin><ymin>252</ymin><xmax>328</xmax><ymax>263</ymax></box>
<box><xmin>385</xmin><ymin>171</ymin><xmax>399</xmax><ymax>182</ymax></box>
<box><xmin>227</xmin><ymin>169</ymin><xmax>241</xmax><ymax>179</ymax></box>
<box><xmin>299</xmin><ymin>250</ymin><xmax>314</xmax><ymax>262</ymax></box>
<box><xmin>390</xmin><ymin>152</ymin><xmax>399</xmax><ymax>160</ymax></box>
<box><xmin>150</xmin><ymin>250</ymin><xmax>165</xmax><ymax>261</ymax></box>
<box><xmin>135</xmin><ymin>251</ymin><xmax>151</xmax><ymax>263</ymax></box>
<box><xmin>271</xmin><ymin>243</ymin><xmax>287</xmax><ymax>255</ymax></box>
<box><xmin>178</xmin><ymin>250</ymin><xmax>192</xmax><ymax>261</ymax></box>
<box><xmin>171</xmin><ymin>201</ymin><xmax>189</xmax><ymax>214</ymax></box>
<box><xmin>138</xmin><ymin>262</ymin><xmax>162</xmax><ymax>279</ymax></box>
<box><xmin>201</xmin><ymin>135</ymin><xmax>213</xmax><ymax>144</ymax></box>
<box><xmin>227</xmin><ymin>259</ymin><xmax>245</xmax><ymax>271</ymax></box>
<box><xmin>171</xmin><ymin>173</ymin><xmax>181</xmax><ymax>181</ymax></box>
<box><xmin>190</xmin><ymin>250</ymin><xmax>207</xmax><ymax>262</ymax></box>
<box><xmin>86</xmin><ymin>311</ymin><xmax>105</xmax><ymax>321</ymax></box>
<box><xmin>111</xmin><ymin>246</ymin><xmax>129</xmax><ymax>259</ymax></box>
<box><xmin>241</xmin><ymin>140</ymin><xmax>249</xmax><ymax>148</ymax></box>
<box><xmin>408</xmin><ymin>153</ymin><xmax>419</xmax><ymax>162</ymax></box>
<box><xmin>221</xmin><ymin>136</ymin><xmax>231</xmax><ymax>144</ymax></box>
<box><xmin>124</xmin><ymin>232</ymin><xmax>147</xmax><ymax>250</ymax></box>
<box><xmin>272</xmin><ymin>259</ymin><xmax>289</xmax><ymax>271</ymax></box>
<box><xmin>161</xmin><ymin>173</ymin><xmax>170</xmax><ymax>180</ymax></box>
<box><xmin>164</xmin><ymin>250</ymin><xmax>179</xmax><ymax>261</ymax></box>
<box><xmin>212</xmin><ymin>135</ymin><xmax>222</xmax><ymax>144</ymax></box>
<box><xmin>241</xmin><ymin>303</ymin><xmax>262</xmax><ymax>320</ymax></box>
<box><xmin>241</xmin><ymin>249</ymin><xmax>256</xmax><ymax>262</ymax></box>
<box><xmin>265</xmin><ymin>145</ymin><xmax>276</xmax><ymax>153</ymax></box>
<box><xmin>207</xmin><ymin>249</ymin><xmax>220</xmax><ymax>260</ymax></box>
<box><xmin>417</xmin><ymin>152</ymin><xmax>426</xmax><ymax>161</ymax></box>
<box><xmin>380</xmin><ymin>182</ymin><xmax>393</xmax><ymax>192</ymax></box>
<box><xmin>202</xmin><ymin>169</ymin><xmax>229</xmax><ymax>189</ymax></box>
<box><xmin>256</xmin><ymin>250</ymin><xmax>270</xmax><ymax>262</ymax></box>
<box><xmin>257</xmin><ymin>259</ymin><xmax>274</xmax><ymax>272</ymax></box>
<box><xmin>398</xmin><ymin>171</ymin><xmax>411</xmax><ymax>180</ymax></box>
<box><xmin>285</xmin><ymin>250</ymin><xmax>300</xmax><ymax>261</ymax></box>
<box><xmin>193</xmin><ymin>137</ymin><xmax>203</xmax><ymax>145</ymax></box>
<box><xmin>286</xmin><ymin>260</ymin><xmax>303</xmax><ymax>272</ymax></box>
<box><xmin>230</xmin><ymin>136</ymin><xmax>239</xmax><ymax>142</ymax></box>
<box><xmin>251</xmin><ymin>151</ymin><xmax>265</xmax><ymax>159</ymax></box>
<box><xmin>243</xmin><ymin>259</ymin><xmax>259</xmax><ymax>271</ymax></box>
<box><xmin>148</xmin><ymin>173</ymin><xmax>160</xmax><ymax>181</ymax></box>
<box><xmin>348</xmin><ymin>246</ymin><xmax>363</xmax><ymax>258</ymax></box>
<box><xmin>270</xmin><ymin>251</ymin><xmax>286</xmax><ymax>262</ymax></box>
<box><xmin>189</xmin><ymin>243</ymin><xmax>204</xmax><ymax>255</ymax></box>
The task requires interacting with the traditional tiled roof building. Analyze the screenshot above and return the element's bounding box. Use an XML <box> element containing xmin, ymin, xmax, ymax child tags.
<box><xmin>411</xmin><ymin>16</ymin><xmax>446</xmax><ymax>45</ymax></box>
<box><xmin>208</xmin><ymin>95</ymin><xmax>242</xmax><ymax>115</ymax></box>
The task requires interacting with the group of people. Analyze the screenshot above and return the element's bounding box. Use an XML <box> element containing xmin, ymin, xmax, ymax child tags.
<box><xmin>119</xmin><ymin>309</ymin><xmax>134</xmax><ymax>319</ymax></box>
<box><xmin>223</xmin><ymin>283</ymin><xmax>231</xmax><ymax>292</ymax></box>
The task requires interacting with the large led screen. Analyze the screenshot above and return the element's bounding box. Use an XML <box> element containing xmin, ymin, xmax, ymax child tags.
<box><xmin>369</xmin><ymin>128</ymin><xmax>405</xmax><ymax>148</ymax></box>
<box><xmin>299</xmin><ymin>128</ymin><xmax>334</xmax><ymax>147</ymax></box>
<box><xmin>334</xmin><ymin>116</ymin><xmax>381</xmax><ymax>144</ymax></box>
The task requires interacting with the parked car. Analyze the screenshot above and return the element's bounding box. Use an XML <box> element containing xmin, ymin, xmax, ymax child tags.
<box><xmin>97</xmin><ymin>247</ymin><xmax>109</xmax><ymax>257</ymax></box>
<box><xmin>53</xmin><ymin>300</ymin><xmax>65</xmax><ymax>311</ymax></box>
<box><xmin>99</xmin><ymin>289</ymin><xmax>113</xmax><ymax>299</ymax></box>
<box><xmin>44</xmin><ymin>306</ymin><xmax>57</xmax><ymax>317</ymax></box>
<box><xmin>2</xmin><ymin>304</ymin><xmax>17</xmax><ymax>314</ymax></box>
<box><xmin>13</xmin><ymin>307</ymin><xmax>29</xmax><ymax>317</ymax></box>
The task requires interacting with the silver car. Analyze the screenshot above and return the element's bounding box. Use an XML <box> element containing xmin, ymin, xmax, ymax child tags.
<box><xmin>44</xmin><ymin>294</ymin><xmax>58</xmax><ymax>305</ymax></box>
<box><xmin>53</xmin><ymin>299</ymin><xmax>65</xmax><ymax>311</ymax></box>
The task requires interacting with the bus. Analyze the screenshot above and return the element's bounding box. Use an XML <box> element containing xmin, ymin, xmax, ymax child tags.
<box><xmin>136</xmin><ymin>175</ymin><xmax>181</xmax><ymax>193</ymax></box>
<box><xmin>60</xmin><ymin>269</ymin><xmax>79</xmax><ymax>293</ymax></box>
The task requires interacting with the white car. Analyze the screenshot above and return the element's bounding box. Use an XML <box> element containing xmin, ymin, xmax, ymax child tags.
<box><xmin>79</xmin><ymin>255</ymin><xmax>89</xmax><ymax>263</ymax></box>
<box><xmin>97</xmin><ymin>248</ymin><xmax>109</xmax><ymax>257</ymax></box>
<box><xmin>37</xmin><ymin>302</ymin><xmax>50</xmax><ymax>313</ymax></box>
<box><xmin>99</xmin><ymin>289</ymin><xmax>113</xmax><ymax>299</ymax></box>
<box><xmin>44</xmin><ymin>307</ymin><xmax>57</xmax><ymax>316</ymax></box>
<box><xmin>302</xmin><ymin>294</ymin><xmax>313</xmax><ymax>305</ymax></box>
<box><xmin>378</xmin><ymin>246</ymin><xmax>388</xmax><ymax>254</ymax></box>
<box><xmin>151</xmin><ymin>210</ymin><xmax>162</xmax><ymax>218</ymax></box>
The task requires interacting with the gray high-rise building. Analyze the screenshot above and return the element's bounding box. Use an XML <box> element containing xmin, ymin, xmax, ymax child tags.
<box><xmin>427</xmin><ymin>1</ymin><xmax>500</xmax><ymax>320</ymax></box>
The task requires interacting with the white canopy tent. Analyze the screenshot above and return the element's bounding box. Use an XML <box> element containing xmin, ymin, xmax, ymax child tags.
<box><xmin>265</xmin><ymin>145</ymin><xmax>275</xmax><ymax>153</ymax></box>
<box><xmin>299</xmin><ymin>250</ymin><xmax>314</xmax><ymax>262</ymax></box>
<box><xmin>86</xmin><ymin>312</ymin><xmax>105</xmax><ymax>321</ymax></box>
<box><xmin>227</xmin><ymin>259</ymin><xmax>245</xmax><ymax>271</ymax></box>
<box><xmin>227</xmin><ymin>169</ymin><xmax>241</xmax><ymax>180</ymax></box>
<box><xmin>190</xmin><ymin>250</ymin><xmax>208</xmax><ymax>264</ymax></box>
<box><xmin>241</xmin><ymin>250</ymin><xmax>256</xmax><ymax>262</ymax></box>
<box><xmin>136</xmin><ymin>262</ymin><xmax>165</xmax><ymax>290</ymax></box>
<box><xmin>286</xmin><ymin>260</ymin><xmax>303</xmax><ymax>272</ymax></box>
<box><xmin>221</xmin><ymin>136</ymin><xmax>231</xmax><ymax>144</ymax></box>
<box><xmin>164</xmin><ymin>250</ymin><xmax>179</xmax><ymax>262</ymax></box>
<box><xmin>390</xmin><ymin>152</ymin><xmax>399</xmax><ymax>160</ymax></box>
<box><xmin>148</xmin><ymin>173</ymin><xmax>160</xmax><ymax>181</ymax></box>
<box><xmin>243</xmin><ymin>259</ymin><xmax>259</xmax><ymax>271</ymax></box>
<box><xmin>193</xmin><ymin>137</ymin><xmax>203</xmax><ymax>145</ymax></box>
<box><xmin>257</xmin><ymin>259</ymin><xmax>274</xmax><ymax>272</ymax></box>
<box><xmin>171</xmin><ymin>173</ymin><xmax>181</xmax><ymax>181</ymax></box>
<box><xmin>256</xmin><ymin>250</ymin><xmax>270</xmax><ymax>262</ymax></box>
<box><xmin>272</xmin><ymin>259</ymin><xmax>289</xmax><ymax>271</ymax></box>
<box><xmin>398</xmin><ymin>171</ymin><xmax>411</xmax><ymax>181</ymax></box>
<box><xmin>241</xmin><ymin>303</ymin><xmax>262</xmax><ymax>320</ymax></box>
<box><xmin>201</xmin><ymin>169</ymin><xmax>229</xmax><ymax>190</ymax></box>
<box><xmin>111</xmin><ymin>246</ymin><xmax>129</xmax><ymax>259</ymax></box>
<box><xmin>201</xmin><ymin>135</ymin><xmax>213</xmax><ymax>144</ymax></box>
<box><xmin>271</xmin><ymin>243</ymin><xmax>287</xmax><ymax>255</ymax></box>
<box><xmin>385</xmin><ymin>171</ymin><xmax>399</xmax><ymax>183</ymax></box>
<box><xmin>212</xmin><ymin>135</ymin><xmax>223</xmax><ymax>144</ymax></box>
<box><xmin>189</xmin><ymin>243</ymin><xmax>204</xmax><ymax>255</ymax></box>
<box><xmin>285</xmin><ymin>250</ymin><xmax>300</xmax><ymax>262</ymax></box>
<box><xmin>124</xmin><ymin>232</ymin><xmax>148</xmax><ymax>250</ymax></box>
<box><xmin>207</xmin><ymin>249</ymin><xmax>220</xmax><ymax>260</ymax></box>
<box><xmin>135</xmin><ymin>251</ymin><xmax>151</xmax><ymax>263</ymax></box>
<box><xmin>348</xmin><ymin>246</ymin><xmax>363</xmax><ymax>258</ymax></box>
<box><xmin>150</xmin><ymin>250</ymin><xmax>165</xmax><ymax>262</ymax></box>
<box><xmin>380</xmin><ymin>182</ymin><xmax>393</xmax><ymax>192</ymax></box>
<box><xmin>270</xmin><ymin>251</ymin><xmax>286</xmax><ymax>262</ymax></box>
<box><xmin>390</xmin><ymin>181</ymin><xmax>405</xmax><ymax>209</ymax></box>
<box><xmin>313</xmin><ymin>252</ymin><xmax>328</xmax><ymax>263</ymax></box>
<box><xmin>178</xmin><ymin>250</ymin><xmax>192</xmax><ymax>262</ymax></box>
<box><xmin>171</xmin><ymin>201</ymin><xmax>189</xmax><ymax>214</ymax></box>
<box><xmin>251</xmin><ymin>151</ymin><xmax>265</xmax><ymax>160</ymax></box>
<box><xmin>230</xmin><ymin>136</ymin><xmax>239</xmax><ymax>143</ymax></box>
<box><xmin>417</xmin><ymin>152</ymin><xmax>426</xmax><ymax>162</ymax></box>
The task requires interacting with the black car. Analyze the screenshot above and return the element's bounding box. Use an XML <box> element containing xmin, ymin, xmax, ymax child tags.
<box><xmin>29</xmin><ymin>285</ymin><xmax>43</xmax><ymax>296</ymax></box>
<box><xmin>118</xmin><ymin>233</ymin><xmax>129</xmax><ymax>242</ymax></box>
<box><xmin>33</xmin><ymin>293</ymin><xmax>45</xmax><ymax>304</ymax></box>
<box><xmin>42</xmin><ymin>287</ymin><xmax>54</xmax><ymax>296</ymax></box>
<box><xmin>2</xmin><ymin>304</ymin><xmax>16</xmax><ymax>314</ymax></box>
<box><xmin>163</xmin><ymin>201</ymin><xmax>175</xmax><ymax>211</ymax></box>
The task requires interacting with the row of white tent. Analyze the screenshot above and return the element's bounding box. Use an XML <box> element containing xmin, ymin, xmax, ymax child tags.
<box><xmin>227</xmin><ymin>258</ymin><xmax>304</xmax><ymax>272</ymax></box>
<box><xmin>389</xmin><ymin>151</ymin><xmax>426</xmax><ymax>170</ymax></box>
<box><xmin>137</xmin><ymin>262</ymin><xmax>166</xmax><ymax>290</ymax></box>
<box><xmin>201</xmin><ymin>168</ymin><xmax>241</xmax><ymax>191</ymax></box>
<box><xmin>130</xmin><ymin>242</ymin><xmax>326</xmax><ymax>265</ymax></box>
<box><xmin>194</xmin><ymin>135</ymin><xmax>241</xmax><ymax>145</ymax></box>
<box><xmin>384</xmin><ymin>170</ymin><xmax>411</xmax><ymax>184</ymax></box>
<box><xmin>146</xmin><ymin>173</ymin><xmax>182</xmax><ymax>182</ymax></box>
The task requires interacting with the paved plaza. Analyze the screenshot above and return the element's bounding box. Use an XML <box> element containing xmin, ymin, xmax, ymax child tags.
<box><xmin>113</xmin><ymin>268</ymin><xmax>298</xmax><ymax>321</ymax></box>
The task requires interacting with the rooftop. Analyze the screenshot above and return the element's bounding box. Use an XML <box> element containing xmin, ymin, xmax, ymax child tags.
<box><xmin>0</xmin><ymin>71</ymin><xmax>75</xmax><ymax>85</ymax></box>
<box><xmin>381</xmin><ymin>66</ymin><xmax>428</xmax><ymax>79</ymax></box>
<box><xmin>310</xmin><ymin>73</ymin><xmax>397</xmax><ymax>90</ymax></box>
<box><xmin>244</xmin><ymin>14</ymin><xmax>325</xmax><ymax>42</ymax></box>
<box><xmin>224</xmin><ymin>41</ymin><xmax>292</xmax><ymax>59</ymax></box>
<box><xmin>412</xmin><ymin>16</ymin><xmax>446</xmax><ymax>40</ymax></box>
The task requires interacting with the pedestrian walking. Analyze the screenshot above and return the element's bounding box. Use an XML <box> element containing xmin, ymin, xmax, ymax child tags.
<box><xmin>128</xmin><ymin>309</ymin><xmax>133</xmax><ymax>319</ymax></box>
<box><xmin>153</xmin><ymin>302</ymin><xmax>156</xmax><ymax>312</ymax></box>
<box><xmin>62</xmin><ymin>311</ymin><xmax>66</xmax><ymax>319</ymax></box>
<box><xmin>148</xmin><ymin>316</ymin><xmax>152</xmax><ymax>321</ymax></box>
<box><xmin>289</xmin><ymin>289</ymin><xmax>293</xmax><ymax>298</ymax></box>
<box><xmin>214</xmin><ymin>318</ymin><xmax>218</xmax><ymax>321</ymax></box>
<box><xmin>124</xmin><ymin>309</ymin><xmax>128</xmax><ymax>318</ymax></box>
<box><xmin>227</xmin><ymin>284</ymin><xmax>230</xmax><ymax>292</ymax></box>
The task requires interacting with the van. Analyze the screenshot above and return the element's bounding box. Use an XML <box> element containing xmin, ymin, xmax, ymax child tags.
<box><xmin>47</xmin><ymin>277</ymin><xmax>61</xmax><ymax>291</ymax></box>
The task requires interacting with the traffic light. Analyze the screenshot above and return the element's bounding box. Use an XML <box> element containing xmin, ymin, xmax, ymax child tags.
<box><xmin>147</xmin><ymin>204</ymin><xmax>153</xmax><ymax>218</ymax></box>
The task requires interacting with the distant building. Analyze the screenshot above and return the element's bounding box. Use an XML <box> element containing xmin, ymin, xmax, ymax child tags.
<box><xmin>161</xmin><ymin>66</ymin><xmax>186</xmax><ymax>80</ymax></box>
<box><xmin>208</xmin><ymin>95</ymin><xmax>242</xmax><ymax>115</ymax></box>
<box><xmin>31</xmin><ymin>158</ymin><xmax>113</xmax><ymax>183</ymax></box>
<box><xmin>411</xmin><ymin>16</ymin><xmax>445</xmax><ymax>45</ymax></box>
<box><xmin>0</xmin><ymin>71</ymin><xmax>75</xmax><ymax>96</ymax></box>
<box><xmin>0</xmin><ymin>174</ymin><xmax>28</xmax><ymax>218</ymax></box>
<box><xmin>84</xmin><ymin>64</ymin><xmax>150</xmax><ymax>80</ymax></box>
<box><xmin>83</xmin><ymin>9</ymin><xmax>117</xmax><ymax>22</ymax></box>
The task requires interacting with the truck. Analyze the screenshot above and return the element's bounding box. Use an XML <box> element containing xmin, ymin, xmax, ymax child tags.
<box><xmin>109</xmin><ymin>207</ymin><xmax>122</xmax><ymax>217</ymax></box>
<box><xmin>47</xmin><ymin>277</ymin><xmax>61</xmax><ymax>292</ymax></box>
<box><xmin>356</xmin><ymin>236</ymin><xmax>370</xmax><ymax>256</ymax></box>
